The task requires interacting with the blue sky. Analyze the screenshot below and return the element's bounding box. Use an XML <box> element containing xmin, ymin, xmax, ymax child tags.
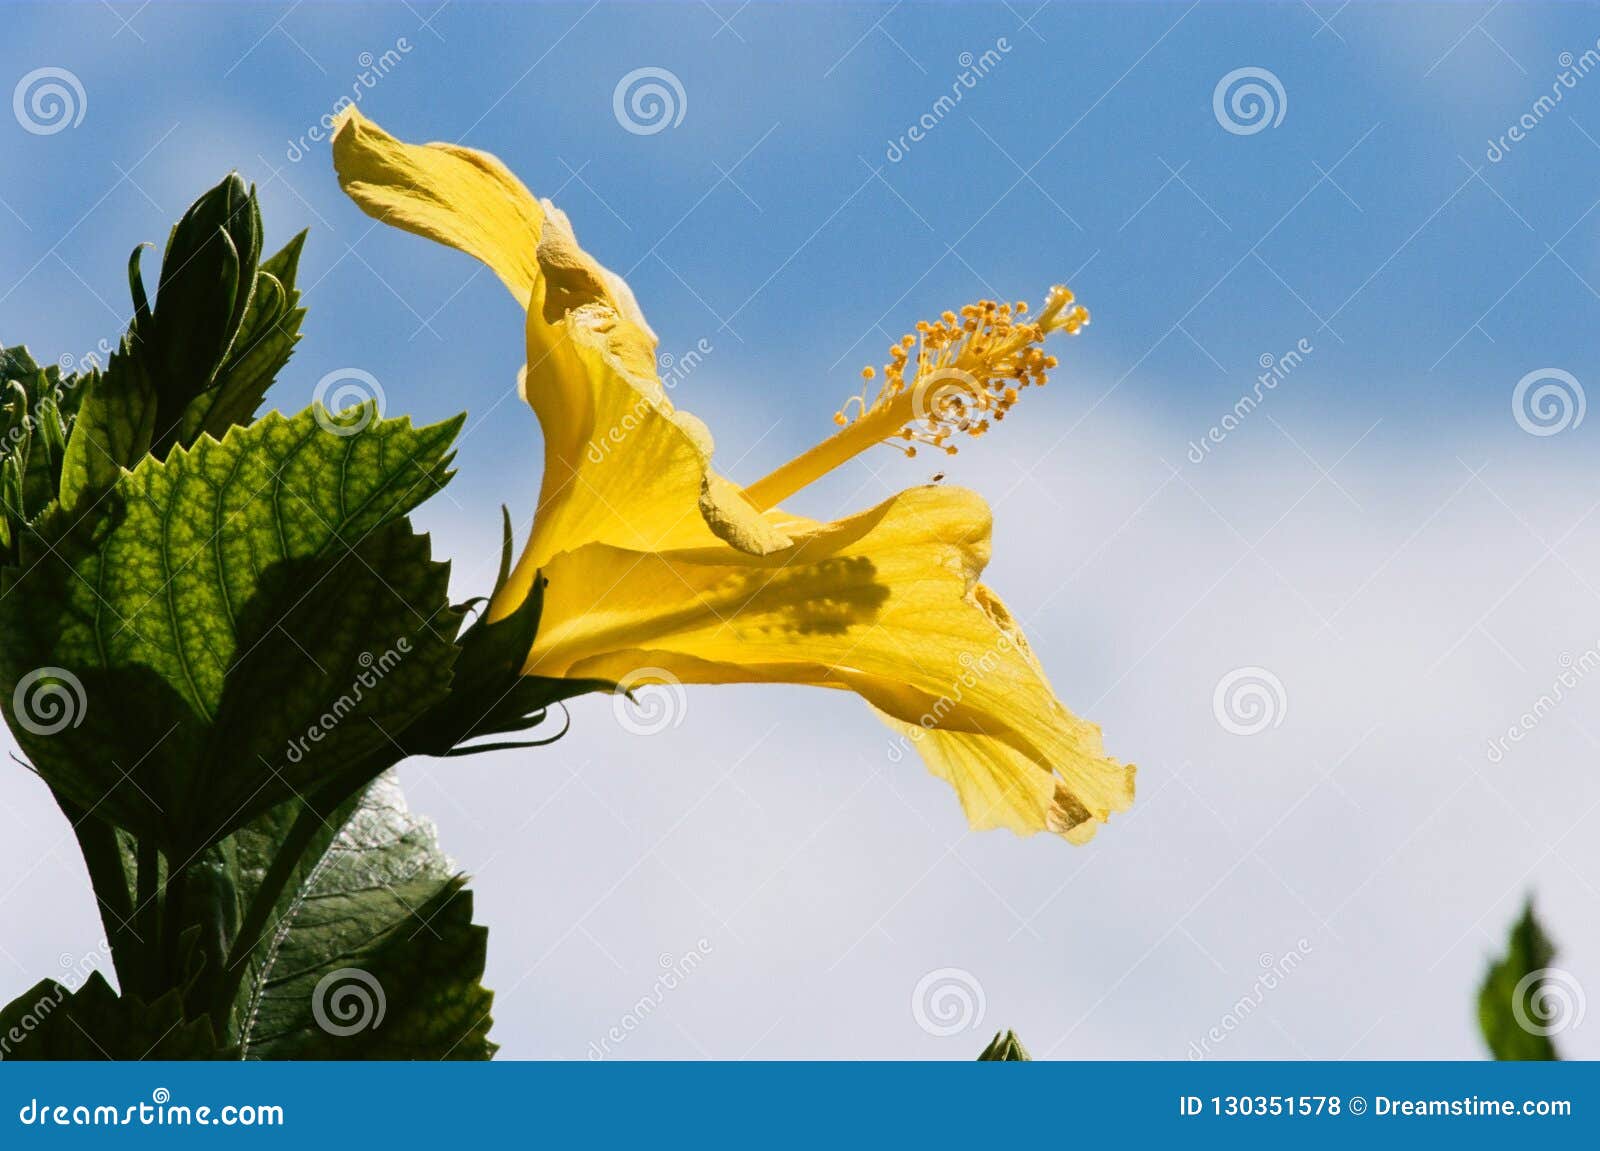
<box><xmin>5</xmin><ymin>1</ymin><xmax>1598</xmax><ymax>495</ymax></box>
<box><xmin>4</xmin><ymin>3</ymin><xmax>1600</xmax><ymax>1060</ymax></box>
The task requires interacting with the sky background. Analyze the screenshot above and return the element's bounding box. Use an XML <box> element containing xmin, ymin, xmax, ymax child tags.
<box><xmin>3</xmin><ymin>0</ymin><xmax>1600</xmax><ymax>1060</ymax></box>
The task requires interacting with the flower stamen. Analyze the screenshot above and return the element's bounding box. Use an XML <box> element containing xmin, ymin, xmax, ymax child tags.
<box><xmin>744</xmin><ymin>286</ymin><xmax>1088</xmax><ymax>510</ymax></box>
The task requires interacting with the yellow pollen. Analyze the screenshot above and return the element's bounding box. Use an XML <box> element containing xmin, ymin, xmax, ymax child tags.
<box><xmin>742</xmin><ymin>285</ymin><xmax>1089</xmax><ymax>511</ymax></box>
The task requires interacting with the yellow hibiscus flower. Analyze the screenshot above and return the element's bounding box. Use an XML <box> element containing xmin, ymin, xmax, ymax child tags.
<box><xmin>331</xmin><ymin>108</ymin><xmax>1133</xmax><ymax>843</ymax></box>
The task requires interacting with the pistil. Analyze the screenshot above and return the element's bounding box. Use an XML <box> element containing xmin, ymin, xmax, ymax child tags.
<box><xmin>743</xmin><ymin>286</ymin><xmax>1088</xmax><ymax>511</ymax></box>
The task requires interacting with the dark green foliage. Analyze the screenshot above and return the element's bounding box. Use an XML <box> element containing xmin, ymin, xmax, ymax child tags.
<box><xmin>0</xmin><ymin>173</ymin><xmax>547</xmax><ymax>1061</ymax></box>
<box><xmin>0</xmin><ymin>973</ymin><xmax>225</xmax><ymax>1060</ymax></box>
<box><xmin>1479</xmin><ymin>900</ymin><xmax>1564</xmax><ymax>1061</ymax></box>
<box><xmin>0</xmin><ymin>344</ymin><xmax>86</xmax><ymax>556</ymax></box>
<box><xmin>977</xmin><ymin>1029</ymin><xmax>1031</xmax><ymax>1061</ymax></box>
<box><xmin>240</xmin><ymin>775</ymin><xmax>494</xmax><ymax>1059</ymax></box>
<box><xmin>0</xmin><ymin>407</ymin><xmax>463</xmax><ymax>854</ymax></box>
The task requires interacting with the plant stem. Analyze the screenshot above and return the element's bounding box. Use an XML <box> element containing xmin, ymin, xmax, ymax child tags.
<box><xmin>134</xmin><ymin>838</ymin><xmax>161</xmax><ymax>999</ymax></box>
<box><xmin>160</xmin><ymin>854</ymin><xmax>187</xmax><ymax>984</ymax></box>
<box><xmin>65</xmin><ymin>806</ymin><xmax>137</xmax><ymax>991</ymax></box>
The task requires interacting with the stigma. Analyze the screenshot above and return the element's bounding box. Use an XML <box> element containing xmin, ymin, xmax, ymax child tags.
<box><xmin>743</xmin><ymin>286</ymin><xmax>1088</xmax><ymax>511</ymax></box>
<box><xmin>837</xmin><ymin>286</ymin><xmax>1087</xmax><ymax>459</ymax></box>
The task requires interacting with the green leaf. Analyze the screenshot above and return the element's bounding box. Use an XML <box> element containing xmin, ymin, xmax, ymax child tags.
<box><xmin>179</xmin><ymin>230</ymin><xmax>309</xmax><ymax>446</ymax></box>
<box><xmin>0</xmin><ymin>345</ymin><xmax>82</xmax><ymax>545</ymax></box>
<box><xmin>976</xmin><ymin>1029</ymin><xmax>1031</xmax><ymax>1061</ymax></box>
<box><xmin>56</xmin><ymin>333</ymin><xmax>158</xmax><ymax>513</ymax></box>
<box><xmin>1478</xmin><ymin>900</ymin><xmax>1565</xmax><ymax>1060</ymax></box>
<box><xmin>239</xmin><ymin>773</ymin><xmax>495</xmax><ymax>1059</ymax></box>
<box><xmin>399</xmin><ymin>517</ymin><xmax>605</xmax><ymax>758</ymax></box>
<box><xmin>138</xmin><ymin>174</ymin><xmax>262</xmax><ymax>455</ymax></box>
<box><xmin>0</xmin><ymin>405</ymin><xmax>464</xmax><ymax>854</ymax></box>
<box><xmin>60</xmin><ymin>197</ymin><xmax>305</xmax><ymax>515</ymax></box>
<box><xmin>0</xmin><ymin>973</ymin><xmax>224</xmax><ymax>1060</ymax></box>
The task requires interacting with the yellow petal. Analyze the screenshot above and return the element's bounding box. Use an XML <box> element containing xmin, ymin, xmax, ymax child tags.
<box><xmin>506</xmin><ymin>321</ymin><xmax>793</xmax><ymax>608</ymax></box>
<box><xmin>331</xmin><ymin>109</ymin><xmax>789</xmax><ymax>614</ymax></box>
<box><xmin>876</xmin><ymin>585</ymin><xmax>1134</xmax><ymax>843</ymax></box>
<box><xmin>331</xmin><ymin>107</ymin><xmax>546</xmax><ymax>303</ymax></box>
<box><xmin>532</xmin><ymin>484</ymin><xmax>1133</xmax><ymax>841</ymax></box>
